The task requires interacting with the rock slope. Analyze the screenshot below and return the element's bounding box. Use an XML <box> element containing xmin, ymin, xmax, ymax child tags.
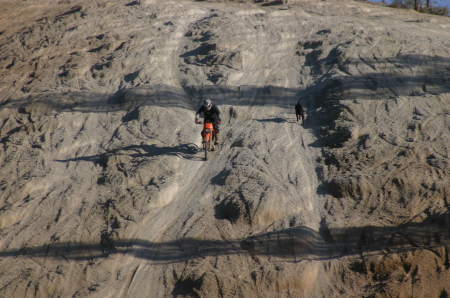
<box><xmin>1</xmin><ymin>0</ymin><xmax>450</xmax><ymax>297</ymax></box>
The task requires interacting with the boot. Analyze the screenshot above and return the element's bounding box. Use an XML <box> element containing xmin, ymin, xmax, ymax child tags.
<box><xmin>214</xmin><ymin>133</ymin><xmax>220</xmax><ymax>145</ymax></box>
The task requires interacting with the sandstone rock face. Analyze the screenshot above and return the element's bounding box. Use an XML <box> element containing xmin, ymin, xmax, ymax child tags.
<box><xmin>1</xmin><ymin>0</ymin><xmax>450</xmax><ymax>297</ymax></box>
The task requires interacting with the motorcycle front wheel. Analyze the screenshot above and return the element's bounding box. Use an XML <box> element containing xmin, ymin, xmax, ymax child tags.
<box><xmin>203</xmin><ymin>140</ymin><xmax>208</xmax><ymax>160</ymax></box>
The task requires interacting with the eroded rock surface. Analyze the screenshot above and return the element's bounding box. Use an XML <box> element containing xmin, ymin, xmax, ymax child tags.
<box><xmin>1</xmin><ymin>0</ymin><xmax>450</xmax><ymax>297</ymax></box>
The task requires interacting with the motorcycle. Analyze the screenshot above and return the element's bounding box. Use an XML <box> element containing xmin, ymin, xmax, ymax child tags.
<box><xmin>197</xmin><ymin>121</ymin><xmax>216</xmax><ymax>160</ymax></box>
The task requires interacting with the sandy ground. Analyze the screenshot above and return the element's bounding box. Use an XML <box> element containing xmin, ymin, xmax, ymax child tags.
<box><xmin>1</xmin><ymin>0</ymin><xmax>450</xmax><ymax>297</ymax></box>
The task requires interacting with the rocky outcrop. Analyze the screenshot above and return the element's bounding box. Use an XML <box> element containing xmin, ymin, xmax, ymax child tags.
<box><xmin>1</xmin><ymin>0</ymin><xmax>450</xmax><ymax>297</ymax></box>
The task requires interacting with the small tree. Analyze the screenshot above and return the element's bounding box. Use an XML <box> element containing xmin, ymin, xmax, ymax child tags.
<box><xmin>389</xmin><ymin>0</ymin><xmax>449</xmax><ymax>16</ymax></box>
<box><xmin>391</xmin><ymin>0</ymin><xmax>422</xmax><ymax>10</ymax></box>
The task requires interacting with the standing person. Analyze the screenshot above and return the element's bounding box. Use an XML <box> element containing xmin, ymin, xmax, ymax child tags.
<box><xmin>295</xmin><ymin>97</ymin><xmax>305</xmax><ymax>123</ymax></box>
<box><xmin>195</xmin><ymin>98</ymin><xmax>222</xmax><ymax>145</ymax></box>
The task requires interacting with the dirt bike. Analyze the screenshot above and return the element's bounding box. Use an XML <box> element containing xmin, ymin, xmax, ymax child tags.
<box><xmin>197</xmin><ymin>121</ymin><xmax>215</xmax><ymax>160</ymax></box>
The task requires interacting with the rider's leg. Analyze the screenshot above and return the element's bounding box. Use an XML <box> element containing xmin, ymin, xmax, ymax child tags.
<box><xmin>213</xmin><ymin>123</ymin><xmax>220</xmax><ymax>145</ymax></box>
<box><xmin>214</xmin><ymin>133</ymin><xmax>220</xmax><ymax>145</ymax></box>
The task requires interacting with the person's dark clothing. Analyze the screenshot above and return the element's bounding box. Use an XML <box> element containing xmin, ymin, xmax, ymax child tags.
<box><xmin>196</xmin><ymin>104</ymin><xmax>221</xmax><ymax>133</ymax></box>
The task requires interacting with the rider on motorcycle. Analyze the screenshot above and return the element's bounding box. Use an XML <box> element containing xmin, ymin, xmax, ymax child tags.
<box><xmin>195</xmin><ymin>98</ymin><xmax>222</xmax><ymax>145</ymax></box>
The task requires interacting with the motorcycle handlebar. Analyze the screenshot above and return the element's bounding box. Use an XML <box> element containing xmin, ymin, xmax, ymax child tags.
<box><xmin>196</xmin><ymin>121</ymin><xmax>221</xmax><ymax>124</ymax></box>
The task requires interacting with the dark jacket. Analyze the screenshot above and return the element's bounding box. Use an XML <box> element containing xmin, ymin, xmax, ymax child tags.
<box><xmin>196</xmin><ymin>104</ymin><xmax>221</xmax><ymax>123</ymax></box>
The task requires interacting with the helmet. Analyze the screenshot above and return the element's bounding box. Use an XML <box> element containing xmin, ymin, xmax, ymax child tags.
<box><xmin>204</xmin><ymin>98</ymin><xmax>212</xmax><ymax>110</ymax></box>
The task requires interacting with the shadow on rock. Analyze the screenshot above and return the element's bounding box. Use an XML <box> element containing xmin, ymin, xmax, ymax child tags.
<box><xmin>55</xmin><ymin>143</ymin><xmax>203</xmax><ymax>165</ymax></box>
<box><xmin>2</xmin><ymin>214</ymin><xmax>449</xmax><ymax>264</ymax></box>
<box><xmin>254</xmin><ymin>117</ymin><xmax>287</xmax><ymax>123</ymax></box>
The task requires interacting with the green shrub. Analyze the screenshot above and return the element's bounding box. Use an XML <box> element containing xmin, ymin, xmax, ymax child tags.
<box><xmin>386</xmin><ymin>0</ymin><xmax>450</xmax><ymax>17</ymax></box>
<box><xmin>419</xmin><ymin>5</ymin><xmax>450</xmax><ymax>16</ymax></box>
